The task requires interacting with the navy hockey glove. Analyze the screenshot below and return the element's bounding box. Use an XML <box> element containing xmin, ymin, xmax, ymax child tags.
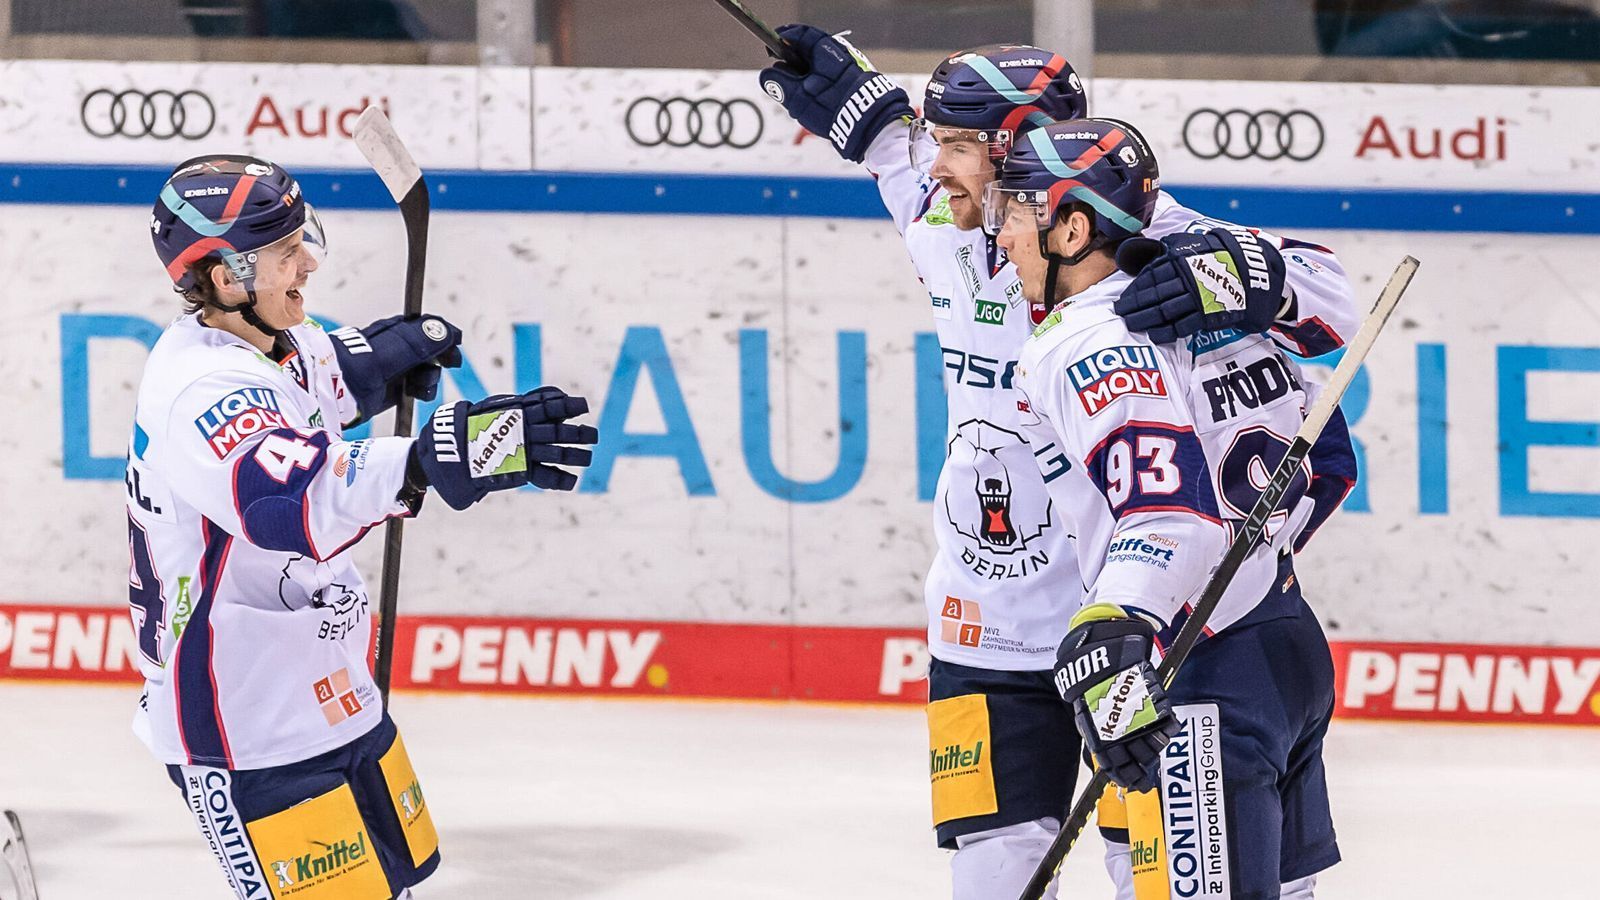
<box><xmin>1114</xmin><ymin>227</ymin><xmax>1289</xmax><ymax>344</ymax></box>
<box><xmin>1054</xmin><ymin>603</ymin><xmax>1177</xmax><ymax>793</ymax></box>
<box><xmin>758</xmin><ymin>24</ymin><xmax>912</xmax><ymax>163</ymax></box>
<box><xmin>330</xmin><ymin>315</ymin><xmax>464</xmax><ymax>425</ymax></box>
<box><xmin>409</xmin><ymin>387</ymin><xmax>598</xmax><ymax>510</ymax></box>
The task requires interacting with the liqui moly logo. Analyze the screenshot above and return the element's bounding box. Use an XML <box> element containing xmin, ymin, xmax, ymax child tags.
<box><xmin>1067</xmin><ymin>345</ymin><xmax>1167</xmax><ymax>416</ymax></box>
<box><xmin>193</xmin><ymin>388</ymin><xmax>287</xmax><ymax>459</ymax></box>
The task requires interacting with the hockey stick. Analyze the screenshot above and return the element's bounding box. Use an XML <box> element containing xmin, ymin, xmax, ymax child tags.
<box><xmin>1</xmin><ymin>810</ymin><xmax>40</xmax><ymax>900</ymax></box>
<box><xmin>351</xmin><ymin>106</ymin><xmax>430</xmax><ymax>706</ymax></box>
<box><xmin>1016</xmin><ymin>255</ymin><xmax>1420</xmax><ymax>900</ymax></box>
<box><xmin>710</xmin><ymin>0</ymin><xmax>805</xmax><ymax>67</ymax></box>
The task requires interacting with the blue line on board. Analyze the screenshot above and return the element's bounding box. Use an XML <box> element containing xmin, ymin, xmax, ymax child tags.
<box><xmin>1</xmin><ymin>162</ymin><xmax>1593</xmax><ymax>234</ymax></box>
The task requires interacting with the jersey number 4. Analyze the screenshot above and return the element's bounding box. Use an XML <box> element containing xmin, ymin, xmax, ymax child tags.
<box><xmin>127</xmin><ymin>517</ymin><xmax>165</xmax><ymax>666</ymax></box>
<box><xmin>254</xmin><ymin>433</ymin><xmax>320</xmax><ymax>483</ymax></box>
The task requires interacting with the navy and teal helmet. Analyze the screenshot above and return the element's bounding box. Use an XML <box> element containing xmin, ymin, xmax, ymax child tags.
<box><xmin>984</xmin><ymin>117</ymin><xmax>1160</xmax><ymax>255</ymax></box>
<box><xmin>150</xmin><ymin>154</ymin><xmax>324</xmax><ymax>294</ymax></box>
<box><xmin>910</xmin><ymin>45</ymin><xmax>1087</xmax><ymax>174</ymax></box>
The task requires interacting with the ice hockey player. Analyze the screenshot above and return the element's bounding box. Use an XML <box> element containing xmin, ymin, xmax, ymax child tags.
<box><xmin>996</xmin><ymin>118</ymin><xmax>1356</xmax><ymax>899</ymax></box>
<box><xmin>132</xmin><ymin>155</ymin><xmax>598</xmax><ymax>899</ymax></box>
<box><xmin>759</xmin><ymin>30</ymin><xmax>1358</xmax><ymax>899</ymax></box>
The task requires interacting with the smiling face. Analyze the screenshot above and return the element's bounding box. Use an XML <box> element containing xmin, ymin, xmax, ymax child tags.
<box><xmin>927</xmin><ymin>131</ymin><xmax>998</xmax><ymax>232</ymax></box>
<box><xmin>209</xmin><ymin>228</ymin><xmax>320</xmax><ymax>330</ymax></box>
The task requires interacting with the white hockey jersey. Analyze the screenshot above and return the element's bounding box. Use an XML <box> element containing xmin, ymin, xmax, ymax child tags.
<box><xmin>125</xmin><ymin>312</ymin><xmax>414</xmax><ymax>770</ymax></box>
<box><xmin>861</xmin><ymin>122</ymin><xmax>1357</xmax><ymax>670</ymax></box>
<box><xmin>1013</xmin><ymin>270</ymin><xmax>1358</xmax><ymax>643</ymax></box>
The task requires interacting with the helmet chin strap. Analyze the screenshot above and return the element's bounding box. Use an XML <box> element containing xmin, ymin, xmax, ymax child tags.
<box><xmin>209</xmin><ymin>248</ymin><xmax>284</xmax><ymax>339</ymax></box>
<box><xmin>1037</xmin><ymin>225</ymin><xmax>1105</xmax><ymax>314</ymax></box>
<box><xmin>205</xmin><ymin>291</ymin><xmax>283</xmax><ymax>340</ymax></box>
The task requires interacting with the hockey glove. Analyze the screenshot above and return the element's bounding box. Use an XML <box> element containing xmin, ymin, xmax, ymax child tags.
<box><xmin>758</xmin><ymin>24</ymin><xmax>913</xmax><ymax>163</ymax></box>
<box><xmin>1054</xmin><ymin>603</ymin><xmax>1177</xmax><ymax>793</ymax></box>
<box><xmin>330</xmin><ymin>315</ymin><xmax>464</xmax><ymax>425</ymax></box>
<box><xmin>1114</xmin><ymin>227</ymin><xmax>1289</xmax><ymax>344</ymax></box>
<box><xmin>409</xmin><ymin>387</ymin><xmax>598</xmax><ymax>510</ymax></box>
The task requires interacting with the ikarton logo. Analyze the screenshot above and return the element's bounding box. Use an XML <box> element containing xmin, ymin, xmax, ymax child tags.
<box><xmin>410</xmin><ymin>625</ymin><xmax>664</xmax><ymax>689</ymax></box>
<box><xmin>1340</xmin><ymin>646</ymin><xmax>1600</xmax><ymax>722</ymax></box>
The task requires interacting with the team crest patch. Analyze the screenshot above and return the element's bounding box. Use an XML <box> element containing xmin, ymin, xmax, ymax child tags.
<box><xmin>1067</xmin><ymin>346</ymin><xmax>1167</xmax><ymax>416</ymax></box>
<box><xmin>194</xmin><ymin>388</ymin><xmax>287</xmax><ymax>459</ymax></box>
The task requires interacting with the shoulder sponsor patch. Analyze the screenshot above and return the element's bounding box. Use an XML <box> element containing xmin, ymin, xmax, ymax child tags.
<box><xmin>194</xmin><ymin>388</ymin><xmax>287</xmax><ymax>459</ymax></box>
<box><xmin>1067</xmin><ymin>345</ymin><xmax>1167</xmax><ymax>415</ymax></box>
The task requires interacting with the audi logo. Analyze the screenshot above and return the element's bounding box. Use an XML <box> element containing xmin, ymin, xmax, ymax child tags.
<box><xmin>80</xmin><ymin>88</ymin><xmax>216</xmax><ymax>140</ymax></box>
<box><xmin>625</xmin><ymin>96</ymin><xmax>764</xmax><ymax>149</ymax></box>
<box><xmin>1182</xmin><ymin>108</ymin><xmax>1323</xmax><ymax>162</ymax></box>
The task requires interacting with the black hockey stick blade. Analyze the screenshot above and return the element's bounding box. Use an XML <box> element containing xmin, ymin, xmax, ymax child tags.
<box><xmin>352</xmin><ymin>106</ymin><xmax>431</xmax><ymax>705</ymax></box>
<box><xmin>1015</xmin><ymin>256</ymin><xmax>1420</xmax><ymax>900</ymax></box>
<box><xmin>1</xmin><ymin>810</ymin><xmax>40</xmax><ymax>900</ymax></box>
<box><xmin>711</xmin><ymin>0</ymin><xmax>805</xmax><ymax>68</ymax></box>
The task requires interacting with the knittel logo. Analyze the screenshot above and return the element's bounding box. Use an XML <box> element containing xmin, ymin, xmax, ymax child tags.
<box><xmin>1067</xmin><ymin>346</ymin><xmax>1166</xmax><ymax>416</ymax></box>
<box><xmin>271</xmin><ymin>831</ymin><xmax>372</xmax><ymax>893</ymax></box>
<box><xmin>929</xmin><ymin>735</ymin><xmax>985</xmax><ymax>777</ymax></box>
<box><xmin>193</xmin><ymin>388</ymin><xmax>287</xmax><ymax>459</ymax></box>
<box><xmin>940</xmin><ymin>596</ymin><xmax>984</xmax><ymax>648</ymax></box>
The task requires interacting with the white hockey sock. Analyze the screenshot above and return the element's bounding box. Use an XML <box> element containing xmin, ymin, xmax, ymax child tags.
<box><xmin>1101</xmin><ymin>838</ymin><xmax>1136</xmax><ymax>900</ymax></box>
<box><xmin>1281</xmin><ymin>874</ymin><xmax>1317</xmax><ymax>899</ymax></box>
<box><xmin>950</xmin><ymin>818</ymin><xmax>1060</xmax><ymax>900</ymax></box>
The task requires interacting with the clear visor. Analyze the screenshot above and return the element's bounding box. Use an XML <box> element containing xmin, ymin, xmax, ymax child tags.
<box><xmin>302</xmin><ymin>202</ymin><xmax>328</xmax><ymax>265</ymax></box>
<box><xmin>980</xmin><ymin>182</ymin><xmax>1054</xmax><ymax>236</ymax></box>
<box><xmin>908</xmin><ymin>118</ymin><xmax>1013</xmax><ymax>176</ymax></box>
<box><xmin>218</xmin><ymin>204</ymin><xmax>328</xmax><ymax>292</ymax></box>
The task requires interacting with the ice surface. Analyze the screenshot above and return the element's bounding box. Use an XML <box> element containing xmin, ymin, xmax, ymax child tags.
<box><xmin>1</xmin><ymin>684</ymin><xmax>1595</xmax><ymax>898</ymax></box>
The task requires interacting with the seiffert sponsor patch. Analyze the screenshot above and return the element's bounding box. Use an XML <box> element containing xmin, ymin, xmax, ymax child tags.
<box><xmin>467</xmin><ymin>408</ymin><xmax>528</xmax><ymax>479</ymax></box>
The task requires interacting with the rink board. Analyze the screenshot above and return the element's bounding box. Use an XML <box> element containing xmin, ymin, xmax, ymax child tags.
<box><xmin>3</xmin><ymin>603</ymin><xmax>1597</xmax><ymax>727</ymax></box>
<box><xmin>2</xmin><ymin>63</ymin><xmax>1598</xmax><ymax>731</ymax></box>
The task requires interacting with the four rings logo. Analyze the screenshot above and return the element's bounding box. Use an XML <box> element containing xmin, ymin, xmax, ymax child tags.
<box><xmin>625</xmin><ymin>96</ymin><xmax>764</xmax><ymax>149</ymax></box>
<box><xmin>1182</xmin><ymin>108</ymin><xmax>1323</xmax><ymax>162</ymax></box>
<box><xmin>81</xmin><ymin>88</ymin><xmax>216</xmax><ymax>140</ymax></box>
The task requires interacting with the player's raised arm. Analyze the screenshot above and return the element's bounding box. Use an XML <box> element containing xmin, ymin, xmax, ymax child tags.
<box><xmin>756</xmin><ymin>24</ymin><xmax>924</xmax><ymax>230</ymax></box>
